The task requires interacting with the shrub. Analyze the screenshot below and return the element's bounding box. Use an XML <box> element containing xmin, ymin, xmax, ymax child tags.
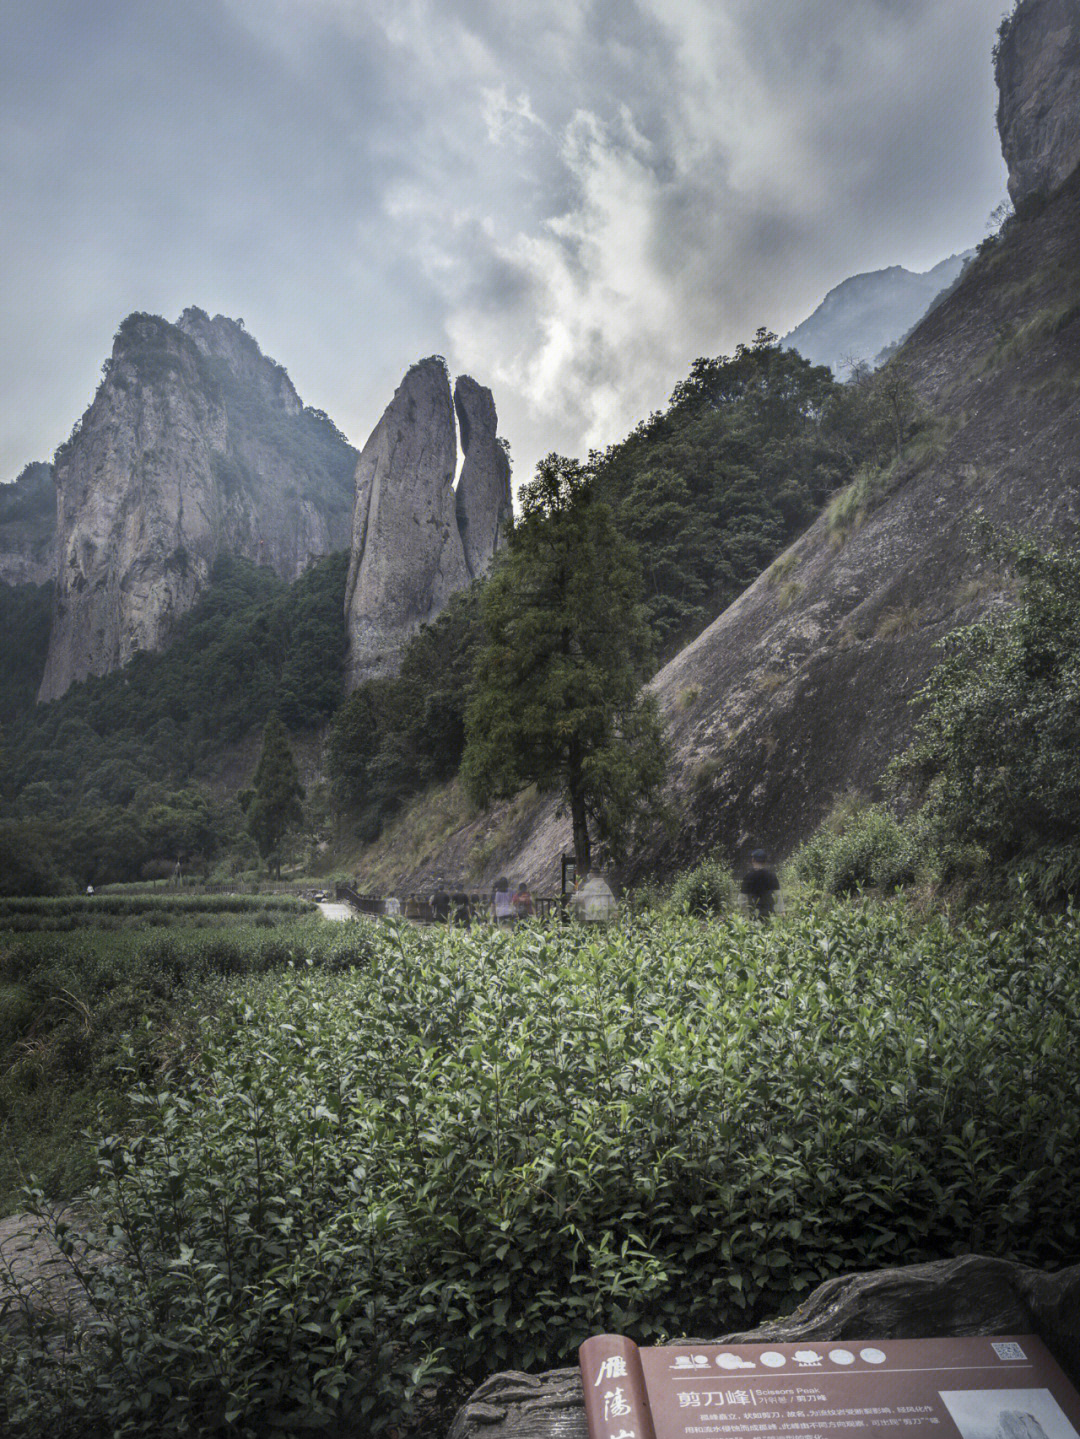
<box><xmin>789</xmin><ymin>802</ymin><xmax>923</xmax><ymax>895</ymax></box>
<box><xmin>3</xmin><ymin>909</ymin><xmax>1080</xmax><ymax>1436</ymax></box>
<box><xmin>667</xmin><ymin>856</ymin><xmax>736</xmax><ymax>915</ymax></box>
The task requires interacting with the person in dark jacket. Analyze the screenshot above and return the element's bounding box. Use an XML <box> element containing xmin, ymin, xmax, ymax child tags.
<box><xmin>741</xmin><ymin>849</ymin><xmax>779</xmax><ymax>919</ymax></box>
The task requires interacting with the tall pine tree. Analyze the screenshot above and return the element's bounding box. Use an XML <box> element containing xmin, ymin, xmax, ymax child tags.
<box><xmin>462</xmin><ymin>454</ymin><xmax>667</xmax><ymax>875</ymax></box>
<box><xmin>242</xmin><ymin>715</ymin><xmax>305</xmax><ymax>878</ymax></box>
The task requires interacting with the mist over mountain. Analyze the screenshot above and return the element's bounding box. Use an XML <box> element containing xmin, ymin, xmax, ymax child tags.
<box><xmin>782</xmin><ymin>252</ymin><xmax>973</xmax><ymax>379</ymax></box>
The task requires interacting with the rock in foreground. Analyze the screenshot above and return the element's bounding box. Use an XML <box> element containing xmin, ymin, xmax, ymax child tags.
<box><xmin>447</xmin><ymin>1257</ymin><xmax>1080</xmax><ymax>1439</ymax></box>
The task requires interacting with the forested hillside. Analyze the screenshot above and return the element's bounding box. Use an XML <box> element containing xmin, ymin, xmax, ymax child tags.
<box><xmin>0</xmin><ymin>554</ymin><xmax>349</xmax><ymax>891</ymax></box>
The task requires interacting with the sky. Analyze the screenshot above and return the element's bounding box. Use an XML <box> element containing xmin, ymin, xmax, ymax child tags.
<box><xmin>2</xmin><ymin>0</ymin><xmax>1012</xmax><ymax>491</ymax></box>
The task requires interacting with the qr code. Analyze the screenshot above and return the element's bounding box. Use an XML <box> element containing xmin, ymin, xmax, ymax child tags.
<box><xmin>992</xmin><ymin>1343</ymin><xmax>1027</xmax><ymax>1361</ymax></box>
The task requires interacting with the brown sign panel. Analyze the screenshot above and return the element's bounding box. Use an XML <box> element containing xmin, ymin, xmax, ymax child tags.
<box><xmin>581</xmin><ymin>1336</ymin><xmax>1080</xmax><ymax>1439</ymax></box>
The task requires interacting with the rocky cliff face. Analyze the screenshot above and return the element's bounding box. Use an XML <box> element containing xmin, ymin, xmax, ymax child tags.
<box><xmin>454</xmin><ymin>376</ymin><xmax>513</xmax><ymax>579</ymax></box>
<box><xmin>0</xmin><ymin>463</ymin><xmax>56</xmax><ymax>587</ymax></box>
<box><xmin>345</xmin><ymin>359</ymin><xmax>510</xmax><ymax>689</ymax></box>
<box><xmin>997</xmin><ymin>0</ymin><xmax>1080</xmax><ymax>206</ymax></box>
<box><xmin>38</xmin><ymin>311</ymin><xmax>356</xmax><ymax>702</ymax></box>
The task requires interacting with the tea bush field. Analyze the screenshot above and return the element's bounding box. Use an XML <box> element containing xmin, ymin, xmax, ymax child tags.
<box><xmin>0</xmin><ymin>919</ymin><xmax>379</xmax><ymax>1209</ymax></box>
<box><xmin>3</xmin><ymin>903</ymin><xmax>1079</xmax><ymax>1437</ymax></box>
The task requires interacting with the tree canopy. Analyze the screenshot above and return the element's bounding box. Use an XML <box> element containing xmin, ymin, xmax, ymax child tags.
<box><xmin>889</xmin><ymin>530</ymin><xmax>1080</xmax><ymax>904</ymax></box>
<box><xmin>462</xmin><ymin>453</ymin><xmax>667</xmax><ymax>874</ymax></box>
<box><xmin>242</xmin><ymin>715</ymin><xmax>305</xmax><ymax>878</ymax></box>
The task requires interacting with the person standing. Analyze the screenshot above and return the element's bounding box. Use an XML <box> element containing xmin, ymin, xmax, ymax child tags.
<box><xmin>740</xmin><ymin>849</ymin><xmax>779</xmax><ymax>919</ymax></box>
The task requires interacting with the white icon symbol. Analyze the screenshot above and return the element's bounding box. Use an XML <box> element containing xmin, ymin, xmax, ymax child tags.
<box><xmin>829</xmin><ymin>1350</ymin><xmax>855</xmax><ymax>1366</ymax></box>
<box><xmin>860</xmin><ymin>1349</ymin><xmax>887</xmax><ymax>1365</ymax></box>
<box><xmin>673</xmin><ymin>1357</ymin><xmax>695</xmax><ymax>1369</ymax></box>
<box><xmin>795</xmin><ymin>1350</ymin><xmax>823</xmax><ymax>1367</ymax></box>
<box><xmin>760</xmin><ymin>1352</ymin><xmax>786</xmax><ymax>1368</ymax></box>
<box><xmin>717</xmin><ymin>1354</ymin><xmax>757</xmax><ymax>1370</ymax></box>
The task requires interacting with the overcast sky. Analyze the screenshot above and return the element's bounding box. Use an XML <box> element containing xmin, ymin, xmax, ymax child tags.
<box><xmin>2</xmin><ymin>0</ymin><xmax>1011</xmax><ymax>490</ymax></box>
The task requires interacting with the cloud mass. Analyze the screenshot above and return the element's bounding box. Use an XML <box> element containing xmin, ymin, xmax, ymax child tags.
<box><xmin>2</xmin><ymin>0</ymin><xmax>1010</xmax><ymax>488</ymax></box>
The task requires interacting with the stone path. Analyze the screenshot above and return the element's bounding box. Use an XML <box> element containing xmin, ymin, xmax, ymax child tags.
<box><xmin>318</xmin><ymin>900</ymin><xmax>356</xmax><ymax>922</ymax></box>
<box><xmin>0</xmin><ymin>1206</ymin><xmax>102</xmax><ymax>1341</ymax></box>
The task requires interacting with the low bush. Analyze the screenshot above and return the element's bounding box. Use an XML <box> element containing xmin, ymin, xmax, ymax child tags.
<box><xmin>667</xmin><ymin>856</ymin><xmax>736</xmax><ymax>915</ymax></box>
<box><xmin>8</xmin><ymin>906</ymin><xmax>1078</xmax><ymax>1436</ymax></box>
<box><xmin>788</xmin><ymin>803</ymin><xmax>924</xmax><ymax>895</ymax></box>
<box><xmin>0</xmin><ymin>920</ymin><xmax>379</xmax><ymax>1210</ymax></box>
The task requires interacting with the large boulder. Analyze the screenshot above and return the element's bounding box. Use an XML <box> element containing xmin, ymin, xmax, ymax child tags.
<box><xmin>447</xmin><ymin>1257</ymin><xmax>1080</xmax><ymax>1439</ymax></box>
<box><xmin>997</xmin><ymin>0</ymin><xmax>1080</xmax><ymax>207</ymax></box>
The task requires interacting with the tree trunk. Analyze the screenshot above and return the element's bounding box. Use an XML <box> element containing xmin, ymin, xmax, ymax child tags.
<box><xmin>569</xmin><ymin>775</ymin><xmax>591</xmax><ymax>878</ymax></box>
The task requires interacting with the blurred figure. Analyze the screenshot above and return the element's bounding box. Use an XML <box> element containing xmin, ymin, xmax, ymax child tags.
<box><xmin>493</xmin><ymin>876</ymin><xmax>515</xmax><ymax>925</ymax></box>
<box><xmin>513</xmin><ymin>882</ymin><xmax>534</xmax><ymax>919</ymax></box>
<box><xmin>740</xmin><ymin>849</ymin><xmax>779</xmax><ymax>919</ymax></box>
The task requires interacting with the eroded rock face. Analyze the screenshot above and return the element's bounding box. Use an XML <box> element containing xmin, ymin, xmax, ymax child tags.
<box><xmin>455</xmin><ymin>376</ymin><xmax>512</xmax><ymax>579</ymax></box>
<box><xmin>344</xmin><ymin>360</ymin><xmax>508</xmax><ymax>688</ymax></box>
<box><xmin>997</xmin><ymin>0</ymin><xmax>1080</xmax><ymax>207</ymax></box>
<box><xmin>38</xmin><ymin>311</ymin><xmax>356</xmax><ymax>702</ymax></box>
<box><xmin>447</xmin><ymin>1257</ymin><xmax>1080</xmax><ymax>1439</ymax></box>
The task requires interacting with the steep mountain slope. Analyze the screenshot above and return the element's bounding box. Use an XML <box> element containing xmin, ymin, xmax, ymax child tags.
<box><xmin>0</xmin><ymin>462</ymin><xmax>56</xmax><ymax>585</ymax></box>
<box><xmin>39</xmin><ymin>310</ymin><xmax>357</xmax><ymax>702</ymax></box>
<box><xmin>350</xmin><ymin>0</ymin><xmax>1080</xmax><ymax>894</ymax></box>
<box><xmin>782</xmin><ymin>252</ymin><xmax>971</xmax><ymax>378</ymax></box>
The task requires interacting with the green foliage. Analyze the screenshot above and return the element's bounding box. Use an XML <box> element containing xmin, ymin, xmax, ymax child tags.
<box><xmin>0</xmin><ymin>916</ymin><xmax>369</xmax><ymax>1214</ymax></box>
<box><xmin>889</xmin><ymin>532</ymin><xmax>1080</xmax><ymax>904</ymax></box>
<box><xmin>327</xmin><ymin>588</ymin><xmax>483</xmax><ymax>840</ymax></box>
<box><xmin>4</xmin><ymin>905</ymin><xmax>1080</xmax><ymax>1436</ymax></box>
<box><xmin>0</xmin><ymin>583</ymin><xmax>53</xmax><ymax>726</ymax></box>
<box><xmin>243</xmin><ymin>716</ymin><xmax>304</xmax><ymax>877</ymax></box>
<box><xmin>3</xmin><ymin>554</ymin><xmax>348</xmax><ymax>884</ymax></box>
<box><xmin>463</xmin><ymin>454</ymin><xmax>667</xmax><ymax>872</ymax></box>
<box><xmin>788</xmin><ymin>802</ymin><xmax>924</xmax><ymax>895</ymax></box>
<box><xmin>667</xmin><ymin>856</ymin><xmax>736</xmax><ymax>916</ymax></box>
<box><xmin>594</xmin><ymin>330</ymin><xmax>877</xmax><ymax>657</ymax></box>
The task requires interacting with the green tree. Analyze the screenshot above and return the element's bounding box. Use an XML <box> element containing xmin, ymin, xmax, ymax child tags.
<box><xmin>242</xmin><ymin>716</ymin><xmax>305</xmax><ymax>878</ymax></box>
<box><xmin>889</xmin><ymin>531</ymin><xmax>1080</xmax><ymax>903</ymax></box>
<box><xmin>462</xmin><ymin>454</ymin><xmax>667</xmax><ymax>875</ymax></box>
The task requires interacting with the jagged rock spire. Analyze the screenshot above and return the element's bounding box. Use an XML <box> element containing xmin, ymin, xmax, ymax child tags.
<box><xmin>344</xmin><ymin>358</ymin><xmax>510</xmax><ymax>689</ymax></box>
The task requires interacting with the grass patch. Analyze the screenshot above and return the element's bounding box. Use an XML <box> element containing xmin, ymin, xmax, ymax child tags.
<box><xmin>0</xmin><ymin>894</ymin><xmax>314</xmax><ymax>932</ymax></box>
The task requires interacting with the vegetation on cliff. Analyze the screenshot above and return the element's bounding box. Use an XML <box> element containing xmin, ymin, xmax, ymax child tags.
<box><xmin>0</xmin><ymin>554</ymin><xmax>347</xmax><ymax>892</ymax></box>
<box><xmin>791</xmin><ymin>532</ymin><xmax>1080</xmax><ymax>906</ymax></box>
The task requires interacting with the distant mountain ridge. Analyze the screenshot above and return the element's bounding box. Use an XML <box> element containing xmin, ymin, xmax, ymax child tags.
<box><xmin>783</xmin><ymin>251</ymin><xmax>973</xmax><ymax>378</ymax></box>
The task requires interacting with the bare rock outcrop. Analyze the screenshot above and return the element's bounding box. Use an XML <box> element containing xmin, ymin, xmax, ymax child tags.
<box><xmin>447</xmin><ymin>1257</ymin><xmax>1080</xmax><ymax>1439</ymax></box>
<box><xmin>997</xmin><ymin>0</ymin><xmax>1080</xmax><ymax>207</ymax></box>
<box><xmin>455</xmin><ymin>376</ymin><xmax>512</xmax><ymax>579</ymax></box>
<box><xmin>0</xmin><ymin>462</ymin><xmax>56</xmax><ymax>587</ymax></box>
<box><xmin>38</xmin><ymin>310</ymin><xmax>356</xmax><ymax>702</ymax></box>
<box><xmin>344</xmin><ymin>359</ymin><xmax>508</xmax><ymax>689</ymax></box>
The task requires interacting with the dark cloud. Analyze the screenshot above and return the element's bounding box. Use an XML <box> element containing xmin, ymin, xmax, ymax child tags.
<box><xmin>2</xmin><ymin>0</ymin><xmax>1009</xmax><ymax>487</ymax></box>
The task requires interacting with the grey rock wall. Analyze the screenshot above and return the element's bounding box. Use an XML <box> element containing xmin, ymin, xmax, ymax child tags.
<box><xmin>0</xmin><ymin>462</ymin><xmax>56</xmax><ymax>587</ymax></box>
<box><xmin>455</xmin><ymin>376</ymin><xmax>512</xmax><ymax>578</ymax></box>
<box><xmin>344</xmin><ymin>359</ymin><xmax>509</xmax><ymax>689</ymax></box>
<box><xmin>997</xmin><ymin>0</ymin><xmax>1080</xmax><ymax>206</ymax></box>
<box><xmin>38</xmin><ymin>311</ymin><xmax>356</xmax><ymax>702</ymax></box>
